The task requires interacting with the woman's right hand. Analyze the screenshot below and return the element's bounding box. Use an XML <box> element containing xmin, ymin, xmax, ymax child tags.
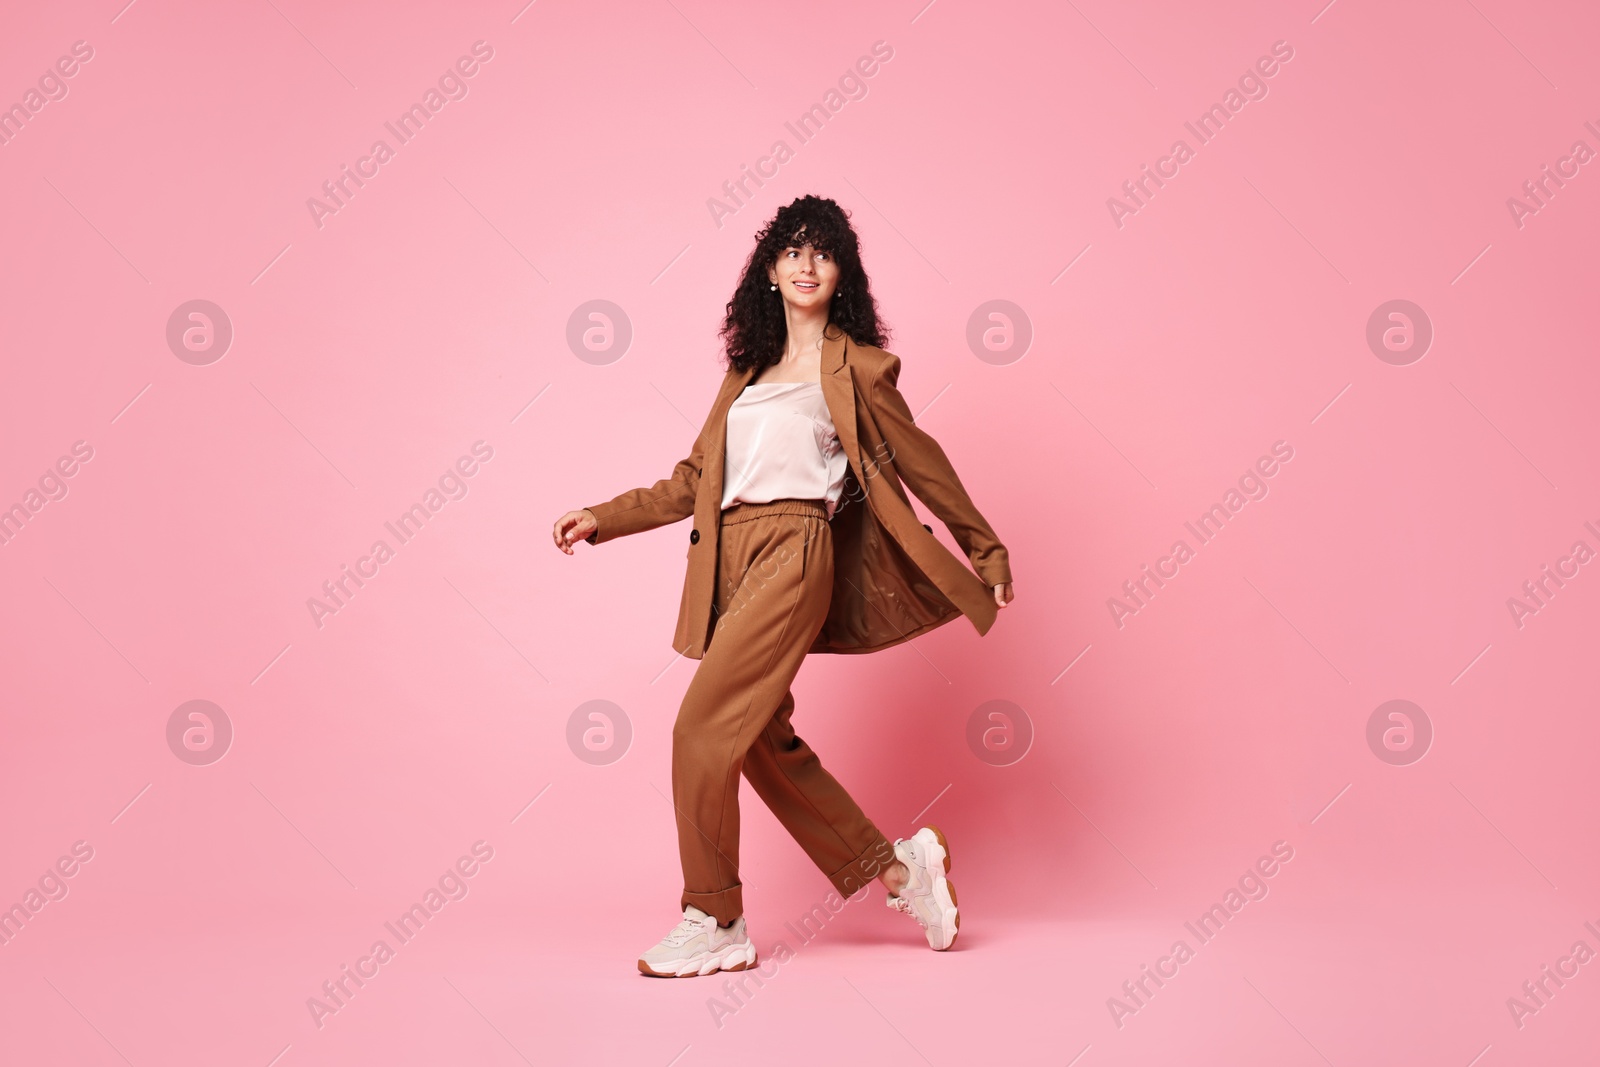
<box><xmin>552</xmin><ymin>509</ymin><xmax>597</xmax><ymax>555</ymax></box>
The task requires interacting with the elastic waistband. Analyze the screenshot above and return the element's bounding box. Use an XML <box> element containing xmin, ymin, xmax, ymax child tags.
<box><xmin>719</xmin><ymin>497</ymin><xmax>828</xmax><ymax>525</ymax></box>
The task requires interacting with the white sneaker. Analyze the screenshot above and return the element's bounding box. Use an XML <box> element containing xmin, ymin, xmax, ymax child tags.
<box><xmin>638</xmin><ymin>904</ymin><xmax>757</xmax><ymax>978</ymax></box>
<box><xmin>885</xmin><ymin>825</ymin><xmax>959</xmax><ymax>950</ymax></box>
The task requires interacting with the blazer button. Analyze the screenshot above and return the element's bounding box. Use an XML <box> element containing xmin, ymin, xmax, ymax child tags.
<box><xmin>689</xmin><ymin>528</ymin><xmax>700</xmax><ymax>544</ymax></box>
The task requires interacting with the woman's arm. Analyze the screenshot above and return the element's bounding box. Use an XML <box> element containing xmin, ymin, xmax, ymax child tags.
<box><xmin>870</xmin><ymin>352</ymin><xmax>1012</xmax><ymax>587</ymax></box>
<box><xmin>582</xmin><ymin>448</ymin><xmax>703</xmax><ymax>545</ymax></box>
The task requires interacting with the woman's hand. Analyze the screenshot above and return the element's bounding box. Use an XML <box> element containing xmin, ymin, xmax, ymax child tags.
<box><xmin>993</xmin><ymin>582</ymin><xmax>1014</xmax><ymax>608</ymax></box>
<box><xmin>553</xmin><ymin>509</ymin><xmax>598</xmax><ymax>554</ymax></box>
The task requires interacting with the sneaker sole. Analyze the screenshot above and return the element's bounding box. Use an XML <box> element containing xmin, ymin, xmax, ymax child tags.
<box><xmin>922</xmin><ymin>824</ymin><xmax>959</xmax><ymax>950</ymax></box>
<box><xmin>924</xmin><ymin>824</ymin><xmax>953</xmax><ymax>875</ymax></box>
<box><xmin>637</xmin><ymin>943</ymin><xmax>758</xmax><ymax>979</ymax></box>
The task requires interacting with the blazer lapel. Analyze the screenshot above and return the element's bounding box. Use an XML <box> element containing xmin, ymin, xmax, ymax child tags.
<box><xmin>699</xmin><ymin>364</ymin><xmax>754</xmax><ymax>521</ymax></box>
<box><xmin>819</xmin><ymin>323</ymin><xmax>865</xmax><ymax>493</ymax></box>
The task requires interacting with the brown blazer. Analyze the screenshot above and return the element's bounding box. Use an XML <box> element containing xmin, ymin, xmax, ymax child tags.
<box><xmin>584</xmin><ymin>322</ymin><xmax>1012</xmax><ymax>659</ymax></box>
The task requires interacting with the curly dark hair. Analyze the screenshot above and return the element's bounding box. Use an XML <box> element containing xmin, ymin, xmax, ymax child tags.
<box><xmin>718</xmin><ymin>194</ymin><xmax>890</xmax><ymax>373</ymax></box>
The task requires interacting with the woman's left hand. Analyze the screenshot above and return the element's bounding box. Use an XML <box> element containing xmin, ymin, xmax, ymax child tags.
<box><xmin>993</xmin><ymin>582</ymin><xmax>1014</xmax><ymax>608</ymax></box>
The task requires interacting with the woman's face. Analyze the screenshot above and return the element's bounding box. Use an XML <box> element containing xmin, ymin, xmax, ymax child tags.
<box><xmin>768</xmin><ymin>242</ymin><xmax>839</xmax><ymax>310</ymax></box>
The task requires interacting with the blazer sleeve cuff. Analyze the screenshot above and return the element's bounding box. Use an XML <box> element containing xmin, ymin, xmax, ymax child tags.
<box><xmin>975</xmin><ymin>550</ymin><xmax>1012</xmax><ymax>587</ymax></box>
<box><xmin>583</xmin><ymin>502</ymin><xmax>615</xmax><ymax>545</ymax></box>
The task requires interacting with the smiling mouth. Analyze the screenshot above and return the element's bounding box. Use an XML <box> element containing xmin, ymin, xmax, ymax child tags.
<box><xmin>793</xmin><ymin>281</ymin><xmax>818</xmax><ymax>291</ymax></box>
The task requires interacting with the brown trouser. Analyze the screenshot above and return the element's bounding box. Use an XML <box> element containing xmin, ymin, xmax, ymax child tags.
<box><xmin>673</xmin><ymin>497</ymin><xmax>895</xmax><ymax>925</ymax></box>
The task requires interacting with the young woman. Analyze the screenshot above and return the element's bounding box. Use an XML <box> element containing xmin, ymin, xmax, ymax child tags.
<box><xmin>551</xmin><ymin>195</ymin><xmax>1014</xmax><ymax>977</ymax></box>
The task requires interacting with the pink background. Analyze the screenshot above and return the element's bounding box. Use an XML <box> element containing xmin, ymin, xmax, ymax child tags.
<box><xmin>3</xmin><ymin>0</ymin><xmax>1599</xmax><ymax>1064</ymax></box>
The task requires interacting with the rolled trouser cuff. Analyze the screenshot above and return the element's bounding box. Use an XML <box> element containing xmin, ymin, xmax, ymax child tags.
<box><xmin>682</xmin><ymin>883</ymin><xmax>744</xmax><ymax>927</ymax></box>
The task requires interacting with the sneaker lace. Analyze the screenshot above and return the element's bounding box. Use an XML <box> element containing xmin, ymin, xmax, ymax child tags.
<box><xmin>887</xmin><ymin>894</ymin><xmax>927</xmax><ymax>928</ymax></box>
<box><xmin>661</xmin><ymin>917</ymin><xmax>705</xmax><ymax>946</ymax></box>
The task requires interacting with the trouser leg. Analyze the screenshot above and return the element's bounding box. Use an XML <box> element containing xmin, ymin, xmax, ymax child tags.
<box><xmin>672</xmin><ymin>504</ymin><xmax>834</xmax><ymax>926</ymax></box>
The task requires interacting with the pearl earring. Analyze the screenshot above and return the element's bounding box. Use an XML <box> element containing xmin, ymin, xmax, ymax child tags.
<box><xmin>770</xmin><ymin>283</ymin><xmax>777</xmax><ymax>290</ymax></box>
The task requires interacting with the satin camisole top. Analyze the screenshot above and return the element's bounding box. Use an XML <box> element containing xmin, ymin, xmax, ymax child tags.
<box><xmin>719</xmin><ymin>380</ymin><xmax>849</xmax><ymax>519</ymax></box>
